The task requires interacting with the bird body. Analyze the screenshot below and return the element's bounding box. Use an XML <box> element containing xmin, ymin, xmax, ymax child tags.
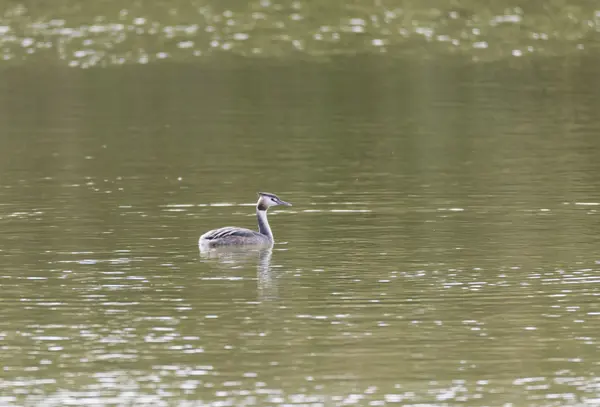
<box><xmin>199</xmin><ymin>192</ymin><xmax>291</xmax><ymax>248</ymax></box>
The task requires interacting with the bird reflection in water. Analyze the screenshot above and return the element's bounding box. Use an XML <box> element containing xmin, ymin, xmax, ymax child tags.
<box><xmin>199</xmin><ymin>246</ymin><xmax>279</xmax><ymax>301</ymax></box>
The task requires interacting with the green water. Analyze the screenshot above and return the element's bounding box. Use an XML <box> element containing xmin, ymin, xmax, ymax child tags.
<box><xmin>1</xmin><ymin>58</ymin><xmax>599</xmax><ymax>406</ymax></box>
<box><xmin>1</xmin><ymin>1</ymin><xmax>599</xmax><ymax>65</ymax></box>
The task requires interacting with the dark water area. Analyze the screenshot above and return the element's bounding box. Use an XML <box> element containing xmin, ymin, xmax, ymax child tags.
<box><xmin>0</xmin><ymin>56</ymin><xmax>599</xmax><ymax>406</ymax></box>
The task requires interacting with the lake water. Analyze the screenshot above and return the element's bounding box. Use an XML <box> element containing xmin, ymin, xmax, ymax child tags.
<box><xmin>1</xmin><ymin>57</ymin><xmax>599</xmax><ymax>406</ymax></box>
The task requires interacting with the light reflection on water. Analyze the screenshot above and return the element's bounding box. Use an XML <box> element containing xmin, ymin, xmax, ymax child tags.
<box><xmin>1</xmin><ymin>3</ymin><xmax>599</xmax><ymax>66</ymax></box>
<box><xmin>200</xmin><ymin>246</ymin><xmax>282</xmax><ymax>302</ymax></box>
<box><xmin>1</xmin><ymin>61</ymin><xmax>600</xmax><ymax>406</ymax></box>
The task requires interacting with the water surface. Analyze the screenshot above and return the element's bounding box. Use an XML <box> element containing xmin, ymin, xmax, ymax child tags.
<box><xmin>1</xmin><ymin>57</ymin><xmax>599</xmax><ymax>406</ymax></box>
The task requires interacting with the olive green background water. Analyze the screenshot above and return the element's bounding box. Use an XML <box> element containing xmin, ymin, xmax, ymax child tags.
<box><xmin>1</xmin><ymin>1</ymin><xmax>600</xmax><ymax>65</ymax></box>
<box><xmin>1</xmin><ymin>3</ymin><xmax>600</xmax><ymax>405</ymax></box>
<box><xmin>1</xmin><ymin>57</ymin><xmax>599</xmax><ymax>406</ymax></box>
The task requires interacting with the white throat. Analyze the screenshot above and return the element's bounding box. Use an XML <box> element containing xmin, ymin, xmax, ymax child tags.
<box><xmin>257</xmin><ymin>208</ymin><xmax>273</xmax><ymax>239</ymax></box>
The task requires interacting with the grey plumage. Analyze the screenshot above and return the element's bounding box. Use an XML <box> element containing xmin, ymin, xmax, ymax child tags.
<box><xmin>199</xmin><ymin>192</ymin><xmax>292</xmax><ymax>248</ymax></box>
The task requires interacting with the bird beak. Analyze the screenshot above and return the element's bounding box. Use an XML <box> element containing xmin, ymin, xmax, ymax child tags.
<box><xmin>280</xmin><ymin>200</ymin><xmax>292</xmax><ymax>206</ymax></box>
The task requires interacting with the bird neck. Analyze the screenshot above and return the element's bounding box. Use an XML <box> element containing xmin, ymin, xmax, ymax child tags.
<box><xmin>256</xmin><ymin>208</ymin><xmax>273</xmax><ymax>239</ymax></box>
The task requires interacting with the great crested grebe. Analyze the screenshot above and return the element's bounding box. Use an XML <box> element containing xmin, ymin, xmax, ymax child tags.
<box><xmin>199</xmin><ymin>192</ymin><xmax>292</xmax><ymax>248</ymax></box>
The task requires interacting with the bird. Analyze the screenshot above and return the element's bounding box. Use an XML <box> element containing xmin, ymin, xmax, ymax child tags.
<box><xmin>199</xmin><ymin>192</ymin><xmax>292</xmax><ymax>248</ymax></box>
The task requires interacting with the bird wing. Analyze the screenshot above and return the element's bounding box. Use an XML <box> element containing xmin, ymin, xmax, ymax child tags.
<box><xmin>201</xmin><ymin>227</ymin><xmax>259</xmax><ymax>240</ymax></box>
